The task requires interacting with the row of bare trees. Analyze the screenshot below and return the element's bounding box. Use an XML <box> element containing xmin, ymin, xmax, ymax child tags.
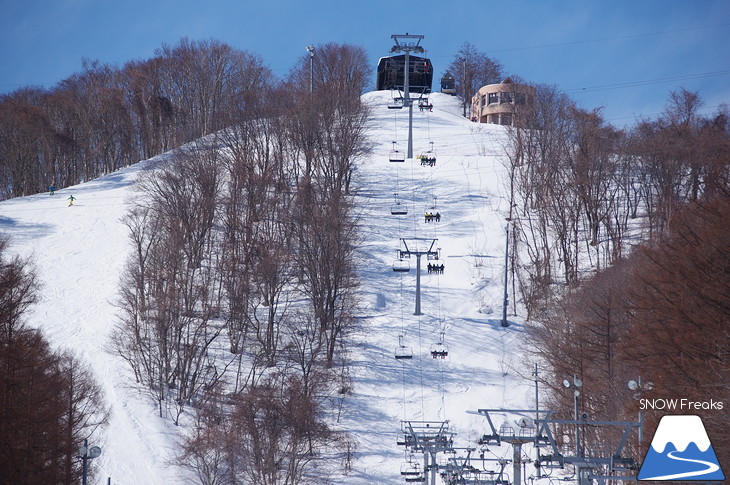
<box><xmin>504</xmin><ymin>86</ymin><xmax>730</xmax><ymax>318</ymax></box>
<box><xmin>527</xmin><ymin>194</ymin><xmax>730</xmax><ymax>467</ymax></box>
<box><xmin>0</xmin><ymin>38</ymin><xmax>272</xmax><ymax>200</ymax></box>
<box><xmin>111</xmin><ymin>43</ymin><xmax>371</xmax><ymax>484</ymax></box>
<box><xmin>0</xmin><ymin>236</ymin><xmax>109</xmax><ymax>484</ymax></box>
<box><xmin>503</xmin><ymin>86</ymin><xmax>730</xmax><ymax>466</ymax></box>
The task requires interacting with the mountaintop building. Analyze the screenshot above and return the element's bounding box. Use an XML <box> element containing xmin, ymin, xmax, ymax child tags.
<box><xmin>471</xmin><ymin>77</ymin><xmax>535</xmax><ymax>127</ymax></box>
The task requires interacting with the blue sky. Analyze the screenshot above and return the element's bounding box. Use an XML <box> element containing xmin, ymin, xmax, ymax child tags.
<box><xmin>1</xmin><ymin>0</ymin><xmax>728</xmax><ymax>126</ymax></box>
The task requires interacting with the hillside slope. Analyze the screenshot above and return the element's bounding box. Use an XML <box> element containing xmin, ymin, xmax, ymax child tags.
<box><xmin>338</xmin><ymin>91</ymin><xmax>533</xmax><ymax>484</ymax></box>
<box><xmin>0</xmin><ymin>91</ymin><xmax>536</xmax><ymax>484</ymax></box>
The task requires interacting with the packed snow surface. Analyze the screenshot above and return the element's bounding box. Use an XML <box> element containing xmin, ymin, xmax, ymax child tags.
<box><xmin>0</xmin><ymin>91</ymin><xmax>537</xmax><ymax>483</ymax></box>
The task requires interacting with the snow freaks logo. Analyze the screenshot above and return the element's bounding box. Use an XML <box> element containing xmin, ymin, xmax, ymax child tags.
<box><xmin>638</xmin><ymin>415</ymin><xmax>725</xmax><ymax>481</ymax></box>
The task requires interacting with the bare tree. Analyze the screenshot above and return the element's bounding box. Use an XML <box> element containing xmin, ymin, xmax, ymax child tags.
<box><xmin>113</xmin><ymin>145</ymin><xmax>226</xmax><ymax>423</ymax></box>
<box><xmin>448</xmin><ymin>42</ymin><xmax>504</xmax><ymax>117</ymax></box>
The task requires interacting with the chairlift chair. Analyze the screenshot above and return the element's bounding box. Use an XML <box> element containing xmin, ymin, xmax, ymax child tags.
<box><xmin>391</xmin><ymin>204</ymin><xmax>408</xmax><ymax>216</ymax></box>
<box><xmin>423</xmin><ymin>197</ymin><xmax>441</xmax><ymax>223</ymax></box>
<box><xmin>392</xmin><ymin>258</ymin><xmax>410</xmax><ymax>273</ymax></box>
<box><xmin>430</xmin><ymin>342</ymin><xmax>449</xmax><ymax>359</ymax></box>
<box><xmin>400</xmin><ymin>461</ymin><xmax>422</xmax><ymax>476</ymax></box>
<box><xmin>395</xmin><ymin>346</ymin><xmax>413</xmax><ymax>359</ymax></box>
<box><xmin>430</xmin><ymin>332</ymin><xmax>448</xmax><ymax>359</ymax></box>
<box><xmin>395</xmin><ymin>335</ymin><xmax>413</xmax><ymax>360</ymax></box>
<box><xmin>418</xmin><ymin>141</ymin><xmax>437</xmax><ymax>166</ymax></box>
<box><xmin>388</xmin><ymin>92</ymin><xmax>404</xmax><ymax>110</ymax></box>
<box><xmin>389</xmin><ymin>141</ymin><xmax>405</xmax><ymax>162</ymax></box>
<box><xmin>391</xmin><ymin>193</ymin><xmax>408</xmax><ymax>215</ymax></box>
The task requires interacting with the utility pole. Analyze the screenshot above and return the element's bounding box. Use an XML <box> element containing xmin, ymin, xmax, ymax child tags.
<box><xmin>501</xmin><ymin>223</ymin><xmax>510</xmax><ymax>327</ymax></box>
<box><xmin>390</xmin><ymin>34</ymin><xmax>425</xmax><ymax>159</ymax></box>
<box><xmin>463</xmin><ymin>58</ymin><xmax>467</xmax><ymax>118</ymax></box>
<box><xmin>305</xmin><ymin>44</ymin><xmax>315</xmax><ymax>95</ymax></box>
<box><xmin>78</xmin><ymin>439</ymin><xmax>101</xmax><ymax>485</ymax></box>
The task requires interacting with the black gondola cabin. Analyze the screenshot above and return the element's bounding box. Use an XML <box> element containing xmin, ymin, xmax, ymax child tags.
<box><xmin>376</xmin><ymin>55</ymin><xmax>433</xmax><ymax>93</ymax></box>
<box><xmin>441</xmin><ymin>72</ymin><xmax>456</xmax><ymax>95</ymax></box>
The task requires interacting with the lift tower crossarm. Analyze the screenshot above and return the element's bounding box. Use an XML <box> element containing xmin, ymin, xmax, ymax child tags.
<box><xmin>390</xmin><ymin>34</ymin><xmax>425</xmax><ymax>53</ymax></box>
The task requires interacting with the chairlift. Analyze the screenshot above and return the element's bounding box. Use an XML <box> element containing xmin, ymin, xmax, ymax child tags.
<box><xmin>393</xmin><ymin>258</ymin><xmax>410</xmax><ymax>273</ymax></box>
<box><xmin>430</xmin><ymin>342</ymin><xmax>448</xmax><ymax>359</ymax></box>
<box><xmin>391</xmin><ymin>193</ymin><xmax>408</xmax><ymax>215</ymax></box>
<box><xmin>395</xmin><ymin>335</ymin><xmax>414</xmax><ymax>360</ymax></box>
<box><xmin>388</xmin><ymin>92</ymin><xmax>404</xmax><ymax>110</ymax></box>
<box><xmin>400</xmin><ymin>461</ymin><xmax>422</xmax><ymax>476</ymax></box>
<box><xmin>389</xmin><ymin>141</ymin><xmax>405</xmax><ymax>163</ymax></box>
<box><xmin>430</xmin><ymin>332</ymin><xmax>448</xmax><ymax>359</ymax></box>
<box><xmin>418</xmin><ymin>97</ymin><xmax>433</xmax><ymax>111</ymax></box>
<box><xmin>418</xmin><ymin>141</ymin><xmax>437</xmax><ymax>166</ymax></box>
<box><xmin>423</xmin><ymin>197</ymin><xmax>441</xmax><ymax>223</ymax></box>
<box><xmin>427</xmin><ymin>248</ymin><xmax>441</xmax><ymax>261</ymax></box>
<box><xmin>423</xmin><ymin>211</ymin><xmax>441</xmax><ymax>223</ymax></box>
<box><xmin>405</xmin><ymin>475</ymin><xmax>426</xmax><ymax>483</ymax></box>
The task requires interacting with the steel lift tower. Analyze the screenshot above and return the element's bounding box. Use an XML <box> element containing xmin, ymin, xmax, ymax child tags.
<box><xmin>390</xmin><ymin>34</ymin><xmax>425</xmax><ymax>159</ymax></box>
<box><xmin>397</xmin><ymin>238</ymin><xmax>439</xmax><ymax>315</ymax></box>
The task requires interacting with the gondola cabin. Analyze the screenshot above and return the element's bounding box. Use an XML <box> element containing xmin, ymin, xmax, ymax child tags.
<box><xmin>377</xmin><ymin>55</ymin><xmax>433</xmax><ymax>93</ymax></box>
<box><xmin>441</xmin><ymin>72</ymin><xmax>456</xmax><ymax>95</ymax></box>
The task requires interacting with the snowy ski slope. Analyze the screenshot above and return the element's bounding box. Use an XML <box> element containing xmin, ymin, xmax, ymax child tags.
<box><xmin>0</xmin><ymin>91</ymin><xmax>538</xmax><ymax>484</ymax></box>
<box><xmin>337</xmin><ymin>91</ymin><xmax>534</xmax><ymax>484</ymax></box>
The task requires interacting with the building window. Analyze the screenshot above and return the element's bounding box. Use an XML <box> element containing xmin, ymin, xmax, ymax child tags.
<box><xmin>482</xmin><ymin>95</ymin><xmax>486</xmax><ymax>107</ymax></box>
<box><xmin>515</xmin><ymin>93</ymin><xmax>526</xmax><ymax>105</ymax></box>
<box><xmin>488</xmin><ymin>92</ymin><xmax>499</xmax><ymax>104</ymax></box>
<box><xmin>500</xmin><ymin>92</ymin><xmax>513</xmax><ymax>104</ymax></box>
<box><xmin>500</xmin><ymin>113</ymin><xmax>512</xmax><ymax>126</ymax></box>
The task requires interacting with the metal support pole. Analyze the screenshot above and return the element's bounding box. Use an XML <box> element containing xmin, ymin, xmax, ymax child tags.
<box><xmin>462</xmin><ymin>59</ymin><xmax>467</xmax><ymax>118</ymax></box>
<box><xmin>404</xmin><ymin>49</ymin><xmax>413</xmax><ymax>158</ymax></box>
<box><xmin>390</xmin><ymin>34</ymin><xmax>422</xmax><ymax>159</ymax></box>
<box><xmin>574</xmin><ymin>378</ymin><xmax>580</xmax><ymax>457</ymax></box>
<box><xmin>81</xmin><ymin>439</ymin><xmax>88</xmax><ymax>485</ymax></box>
<box><xmin>306</xmin><ymin>44</ymin><xmax>314</xmax><ymax>95</ymax></box>
<box><xmin>430</xmin><ymin>451</ymin><xmax>437</xmax><ymax>485</ymax></box>
<box><xmin>408</xmin><ymin>102</ymin><xmax>414</xmax><ymax>159</ymax></box>
<box><xmin>415</xmin><ymin>254</ymin><xmax>422</xmax><ymax>315</ymax></box>
<box><xmin>501</xmin><ymin>223</ymin><xmax>509</xmax><ymax>326</ymax></box>
<box><xmin>423</xmin><ymin>451</ymin><xmax>429</xmax><ymax>485</ymax></box>
<box><xmin>513</xmin><ymin>443</ymin><xmax>522</xmax><ymax>485</ymax></box>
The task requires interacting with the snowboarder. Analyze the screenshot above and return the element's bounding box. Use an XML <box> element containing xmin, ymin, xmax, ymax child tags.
<box><xmin>68</xmin><ymin>195</ymin><xmax>76</xmax><ymax>206</ymax></box>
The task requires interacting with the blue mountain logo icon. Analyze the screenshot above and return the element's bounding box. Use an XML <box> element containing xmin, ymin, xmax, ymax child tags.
<box><xmin>638</xmin><ymin>415</ymin><xmax>724</xmax><ymax>481</ymax></box>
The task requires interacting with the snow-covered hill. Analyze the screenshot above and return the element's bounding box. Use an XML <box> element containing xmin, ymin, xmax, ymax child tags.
<box><xmin>0</xmin><ymin>91</ymin><xmax>536</xmax><ymax>484</ymax></box>
<box><xmin>338</xmin><ymin>91</ymin><xmax>534</xmax><ymax>483</ymax></box>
